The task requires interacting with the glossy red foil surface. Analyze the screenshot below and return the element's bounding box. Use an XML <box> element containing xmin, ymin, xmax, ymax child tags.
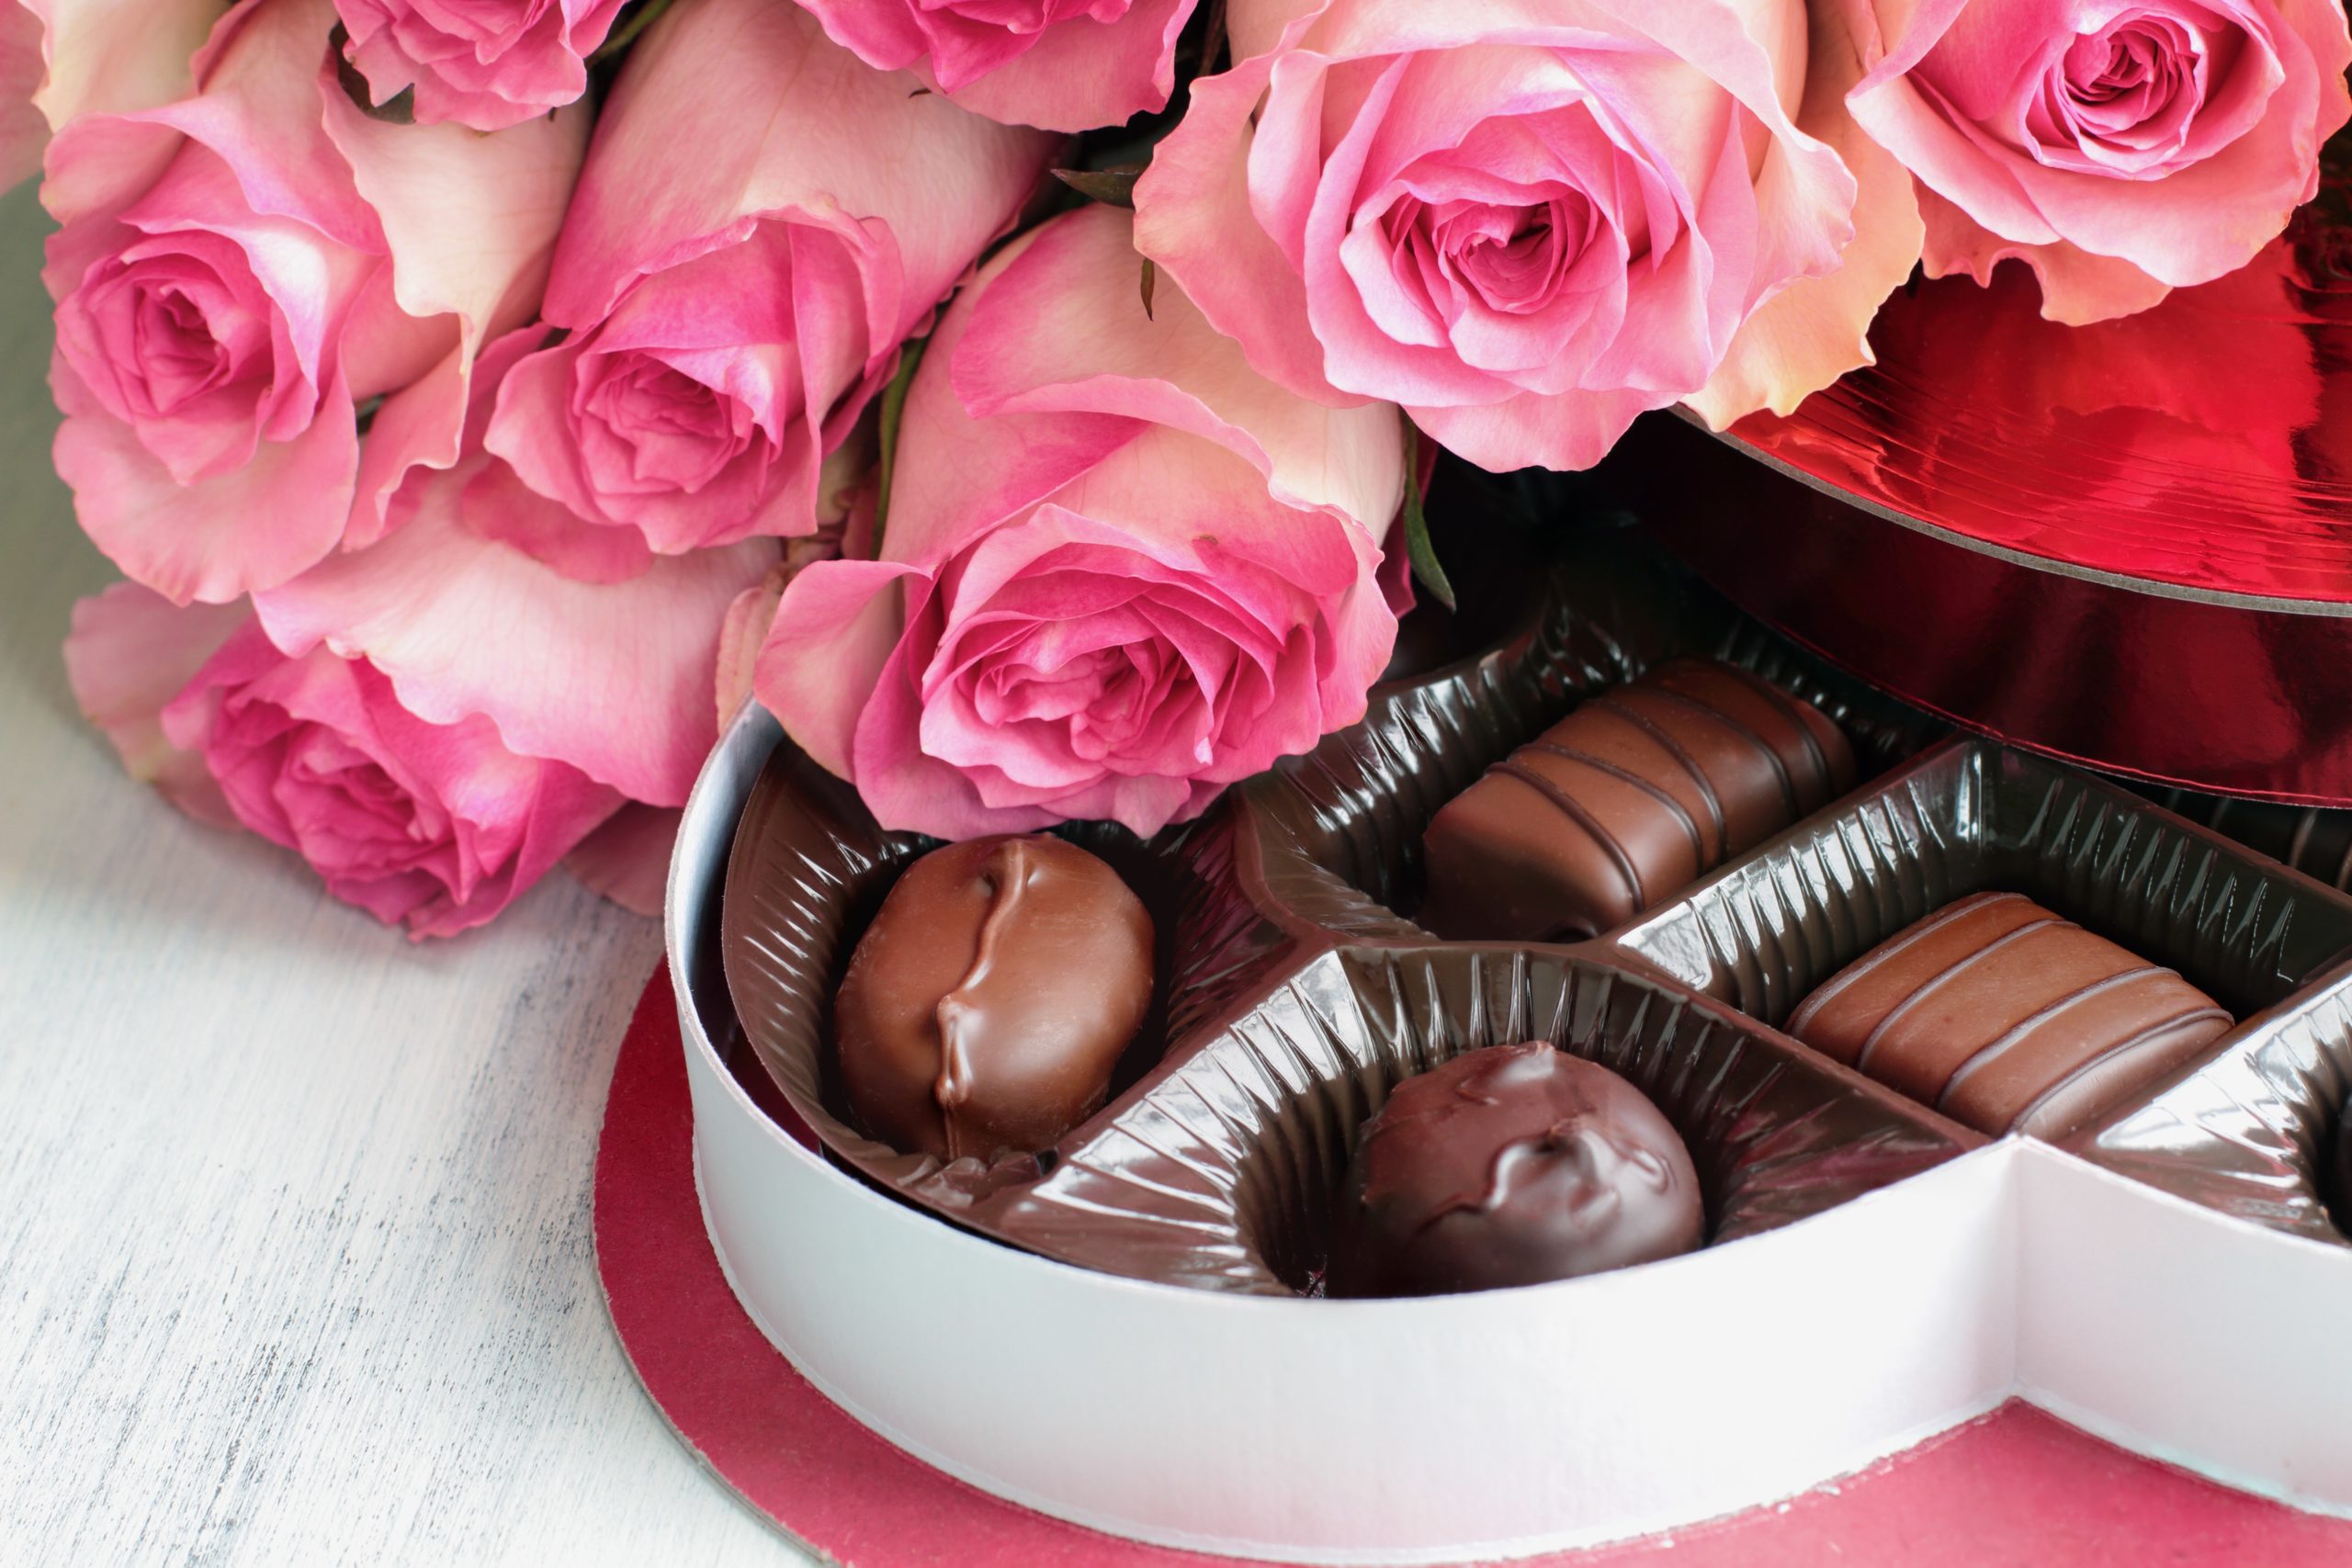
<box><xmin>1616</xmin><ymin>161</ymin><xmax>2352</xmax><ymax>805</ymax></box>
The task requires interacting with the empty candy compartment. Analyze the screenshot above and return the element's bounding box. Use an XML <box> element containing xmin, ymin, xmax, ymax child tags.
<box><xmin>1238</xmin><ymin>528</ymin><xmax>1943</xmax><ymax>946</ymax></box>
<box><xmin>719</xmin><ymin>734</ymin><xmax>1302</xmax><ymax>1213</ymax></box>
<box><xmin>982</xmin><ymin>943</ymin><xmax>1981</xmax><ymax>1294</ymax></box>
<box><xmin>1609</xmin><ymin>739</ymin><xmax>2352</xmax><ymax>1142</ymax></box>
<box><xmin>2069</xmin><ymin>958</ymin><xmax>2352</xmax><ymax>1247</ymax></box>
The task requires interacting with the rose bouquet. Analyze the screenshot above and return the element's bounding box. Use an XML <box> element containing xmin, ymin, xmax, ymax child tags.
<box><xmin>9</xmin><ymin>0</ymin><xmax>2344</xmax><ymax>936</ymax></box>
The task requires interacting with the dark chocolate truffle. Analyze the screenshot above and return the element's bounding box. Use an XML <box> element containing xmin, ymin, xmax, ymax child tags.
<box><xmin>1419</xmin><ymin>659</ymin><xmax>1855</xmax><ymax>942</ymax></box>
<box><xmin>835</xmin><ymin>834</ymin><xmax>1153</xmax><ymax>1162</ymax></box>
<box><xmin>1328</xmin><ymin>1043</ymin><xmax>1705</xmax><ymax>1297</ymax></box>
<box><xmin>1787</xmin><ymin>891</ymin><xmax>2233</xmax><ymax>1139</ymax></box>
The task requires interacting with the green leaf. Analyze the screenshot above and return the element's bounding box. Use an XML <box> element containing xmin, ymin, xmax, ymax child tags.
<box><xmin>871</xmin><ymin>333</ymin><xmax>927</xmax><ymax>556</ymax></box>
<box><xmin>1398</xmin><ymin>416</ymin><xmax>1453</xmax><ymax>612</ymax></box>
<box><xmin>1052</xmin><ymin>164</ymin><xmax>1144</xmax><ymax>208</ymax></box>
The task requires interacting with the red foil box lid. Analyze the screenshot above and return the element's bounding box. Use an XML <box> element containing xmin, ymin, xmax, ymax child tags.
<box><xmin>1608</xmin><ymin>151</ymin><xmax>2352</xmax><ymax>806</ymax></box>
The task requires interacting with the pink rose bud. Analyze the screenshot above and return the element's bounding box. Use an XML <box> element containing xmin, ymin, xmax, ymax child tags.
<box><xmin>0</xmin><ymin>0</ymin><xmax>220</xmax><ymax>189</ymax></box>
<box><xmin>756</xmin><ymin>204</ymin><xmax>1408</xmax><ymax>840</ymax></box>
<box><xmin>485</xmin><ymin>0</ymin><xmax>1056</xmax><ymax>556</ymax></box>
<box><xmin>334</xmin><ymin>0</ymin><xmax>627</xmax><ymax>130</ymax></box>
<box><xmin>795</xmin><ymin>0</ymin><xmax>1199</xmax><ymax>131</ymax></box>
<box><xmin>1135</xmin><ymin>0</ymin><xmax>1924</xmax><ymax>473</ymax></box>
<box><xmin>42</xmin><ymin>0</ymin><xmax>587</xmax><ymax>605</ymax></box>
<box><xmin>155</xmin><ymin>618</ymin><xmax>626</xmax><ymax>939</ymax></box>
<box><xmin>1838</xmin><ymin>0</ymin><xmax>2352</xmax><ymax>323</ymax></box>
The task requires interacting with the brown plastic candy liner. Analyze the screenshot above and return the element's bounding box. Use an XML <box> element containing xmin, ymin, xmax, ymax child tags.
<box><xmin>983</xmin><ymin>944</ymin><xmax>1977</xmax><ymax>1293</ymax></box>
<box><xmin>1235</xmin><ymin>529</ymin><xmax>1946</xmax><ymax>946</ymax></box>
<box><xmin>717</xmin><ymin>530</ymin><xmax>1991</xmax><ymax>1293</ymax></box>
<box><xmin>1607</xmin><ymin>739</ymin><xmax>2352</xmax><ymax>1158</ymax></box>
<box><xmin>718</xmin><ymin>526</ymin><xmax>2352</xmax><ymax>1292</ymax></box>
<box><xmin>720</xmin><ymin>737</ymin><xmax>1304</xmax><ymax>1212</ymax></box>
<box><xmin>2069</xmin><ymin>963</ymin><xmax>2352</xmax><ymax>1246</ymax></box>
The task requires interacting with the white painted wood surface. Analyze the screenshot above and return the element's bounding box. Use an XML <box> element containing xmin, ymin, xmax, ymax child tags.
<box><xmin>0</xmin><ymin>182</ymin><xmax>806</xmax><ymax>1564</ymax></box>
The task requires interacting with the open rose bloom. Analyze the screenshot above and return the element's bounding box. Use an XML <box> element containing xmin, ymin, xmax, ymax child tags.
<box><xmin>336</xmin><ymin>0</ymin><xmax>628</xmax><ymax>130</ymax></box>
<box><xmin>486</xmin><ymin>0</ymin><xmax>1053</xmax><ymax>558</ymax></box>
<box><xmin>1836</xmin><ymin>0</ymin><xmax>2352</xmax><ymax>321</ymax></box>
<box><xmin>64</xmin><ymin>333</ymin><xmax>778</xmax><ymax>937</ymax></box>
<box><xmin>41</xmin><ymin>0</ymin><xmax>586</xmax><ymax>604</ymax></box>
<box><xmin>1136</xmin><ymin>0</ymin><xmax>1923</xmax><ymax>471</ymax></box>
<box><xmin>34</xmin><ymin>0</ymin><xmax>2352</xmax><ymax>940</ymax></box>
<box><xmin>160</xmin><ymin>620</ymin><xmax>628</xmax><ymax>940</ymax></box>
<box><xmin>756</xmin><ymin>204</ymin><xmax>1408</xmax><ymax>840</ymax></box>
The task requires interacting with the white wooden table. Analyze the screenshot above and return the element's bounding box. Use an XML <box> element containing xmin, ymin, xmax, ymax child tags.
<box><xmin>0</xmin><ymin>182</ymin><xmax>803</xmax><ymax>1564</ymax></box>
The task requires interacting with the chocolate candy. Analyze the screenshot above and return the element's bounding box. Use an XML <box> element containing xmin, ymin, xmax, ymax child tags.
<box><xmin>1787</xmin><ymin>891</ymin><xmax>2233</xmax><ymax>1139</ymax></box>
<box><xmin>834</xmin><ymin>834</ymin><xmax>1153</xmax><ymax>1162</ymax></box>
<box><xmin>1419</xmin><ymin>659</ymin><xmax>1855</xmax><ymax>941</ymax></box>
<box><xmin>1328</xmin><ymin>1043</ymin><xmax>1705</xmax><ymax>1297</ymax></box>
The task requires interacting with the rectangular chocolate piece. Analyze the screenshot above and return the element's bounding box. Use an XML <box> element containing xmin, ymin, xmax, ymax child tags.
<box><xmin>1787</xmin><ymin>891</ymin><xmax>2233</xmax><ymax>1140</ymax></box>
<box><xmin>1419</xmin><ymin>659</ymin><xmax>1856</xmax><ymax>941</ymax></box>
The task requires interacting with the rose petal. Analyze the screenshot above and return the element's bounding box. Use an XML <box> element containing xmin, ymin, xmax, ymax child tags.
<box><xmin>1134</xmin><ymin>34</ymin><xmax>1347</xmax><ymax>404</ymax></box>
<box><xmin>546</xmin><ymin>0</ymin><xmax>1051</xmax><ymax>334</ymax></box>
<box><xmin>1913</xmin><ymin>176</ymin><xmax>2177</xmax><ymax>324</ymax></box>
<box><xmin>953</xmin><ymin>202</ymin><xmax>1406</xmax><ymax>536</ymax></box>
<box><xmin>713</xmin><ymin>560</ymin><xmax>789</xmax><ymax>732</ymax></box>
<box><xmin>1690</xmin><ymin>0</ymin><xmax>1926</xmax><ymax>423</ymax></box>
<box><xmin>62</xmin><ymin>580</ymin><xmax>251</xmax><ymax>826</ymax></box>
<box><xmin>254</xmin><ymin>457</ymin><xmax>777</xmax><ymax>805</ymax></box>
<box><xmin>52</xmin><ymin>347</ymin><xmax>361</xmax><ymax>603</ymax></box>
<box><xmin>0</xmin><ymin>1</ymin><xmax>45</xmax><ymax>189</ymax></box>
<box><xmin>919</xmin><ymin>0</ymin><xmax>1193</xmax><ymax>132</ymax></box>
<box><xmin>755</xmin><ymin>557</ymin><xmax>930</xmax><ymax>779</ymax></box>
<box><xmin>322</xmin><ymin>49</ymin><xmax>587</xmax><ymax>536</ymax></box>
<box><xmin>337</xmin><ymin>0</ymin><xmax>626</xmax><ymax>130</ymax></box>
<box><xmin>25</xmin><ymin>0</ymin><xmax>218</xmax><ymax>140</ymax></box>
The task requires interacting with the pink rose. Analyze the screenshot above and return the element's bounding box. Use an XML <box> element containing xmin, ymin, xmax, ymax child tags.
<box><xmin>1838</xmin><ymin>0</ymin><xmax>2352</xmax><ymax>323</ymax></box>
<box><xmin>42</xmin><ymin>0</ymin><xmax>587</xmax><ymax>605</ymax></box>
<box><xmin>795</xmin><ymin>0</ymin><xmax>1199</xmax><ymax>131</ymax></box>
<box><xmin>0</xmin><ymin>0</ymin><xmax>221</xmax><ymax>188</ymax></box>
<box><xmin>162</xmin><ymin>620</ymin><xmax>625</xmax><ymax>938</ymax></box>
<box><xmin>65</xmin><ymin>482</ymin><xmax>771</xmax><ymax>940</ymax></box>
<box><xmin>485</xmin><ymin>0</ymin><xmax>1055</xmax><ymax>556</ymax></box>
<box><xmin>1134</xmin><ymin>0</ymin><xmax>1923</xmax><ymax>471</ymax></box>
<box><xmin>64</xmin><ymin>328</ymin><xmax>781</xmax><ymax>936</ymax></box>
<box><xmin>251</xmin><ymin>333</ymin><xmax>783</xmax><ymax>809</ymax></box>
<box><xmin>755</xmin><ymin>203</ymin><xmax>1408</xmax><ymax>840</ymax></box>
<box><xmin>66</xmin><ymin>585</ymin><xmax>624</xmax><ymax>939</ymax></box>
<box><xmin>335</xmin><ymin>0</ymin><xmax>627</xmax><ymax>130</ymax></box>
